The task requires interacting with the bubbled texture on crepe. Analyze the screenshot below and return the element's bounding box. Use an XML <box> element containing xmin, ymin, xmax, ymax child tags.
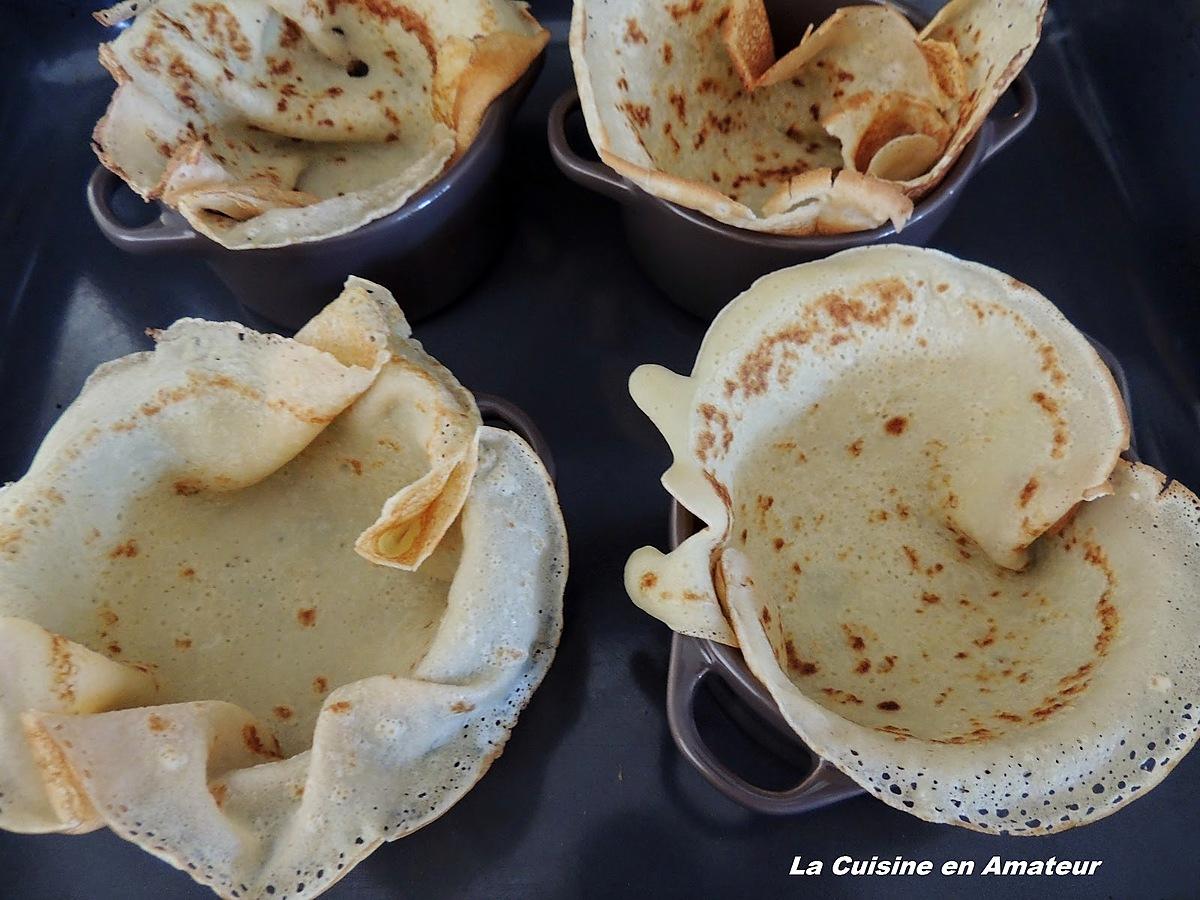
<box><xmin>626</xmin><ymin>246</ymin><xmax>1200</xmax><ymax>832</ymax></box>
<box><xmin>0</xmin><ymin>280</ymin><xmax>567</xmax><ymax>898</ymax></box>
<box><xmin>93</xmin><ymin>0</ymin><xmax>547</xmax><ymax>248</ymax></box>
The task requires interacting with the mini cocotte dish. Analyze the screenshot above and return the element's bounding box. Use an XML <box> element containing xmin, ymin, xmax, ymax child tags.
<box><xmin>0</xmin><ymin>278</ymin><xmax>567</xmax><ymax>898</ymax></box>
<box><xmin>626</xmin><ymin>246</ymin><xmax>1200</xmax><ymax>833</ymax></box>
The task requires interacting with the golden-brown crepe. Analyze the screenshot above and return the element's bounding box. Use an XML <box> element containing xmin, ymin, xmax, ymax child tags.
<box><xmin>571</xmin><ymin>0</ymin><xmax>1045</xmax><ymax>234</ymax></box>
<box><xmin>93</xmin><ymin>0</ymin><xmax>548</xmax><ymax>248</ymax></box>
<box><xmin>626</xmin><ymin>246</ymin><xmax>1200</xmax><ymax>833</ymax></box>
<box><xmin>0</xmin><ymin>278</ymin><xmax>567</xmax><ymax>897</ymax></box>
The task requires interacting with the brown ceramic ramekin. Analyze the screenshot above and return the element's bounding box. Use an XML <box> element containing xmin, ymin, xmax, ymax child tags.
<box><xmin>663</xmin><ymin>337</ymin><xmax>1134</xmax><ymax>815</ymax></box>
<box><xmin>475</xmin><ymin>392</ymin><xmax>555</xmax><ymax>483</ymax></box>
<box><xmin>88</xmin><ymin>58</ymin><xmax>543</xmax><ymax>332</ymax></box>
<box><xmin>549</xmin><ymin>0</ymin><xmax>1037</xmax><ymax>320</ymax></box>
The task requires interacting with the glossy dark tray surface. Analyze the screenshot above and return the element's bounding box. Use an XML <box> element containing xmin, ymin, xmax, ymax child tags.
<box><xmin>2</xmin><ymin>1</ymin><xmax>1199</xmax><ymax>898</ymax></box>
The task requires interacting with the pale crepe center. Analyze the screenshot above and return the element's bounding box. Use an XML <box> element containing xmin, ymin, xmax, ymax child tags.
<box><xmin>727</xmin><ymin>359</ymin><xmax>1117</xmax><ymax>744</ymax></box>
<box><xmin>9</xmin><ymin>417</ymin><xmax>459</xmax><ymax>757</ymax></box>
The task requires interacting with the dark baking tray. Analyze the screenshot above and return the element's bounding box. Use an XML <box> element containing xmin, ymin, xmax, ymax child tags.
<box><xmin>2</xmin><ymin>1</ymin><xmax>1198</xmax><ymax>898</ymax></box>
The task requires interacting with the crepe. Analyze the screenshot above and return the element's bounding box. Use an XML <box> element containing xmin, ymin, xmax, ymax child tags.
<box><xmin>0</xmin><ymin>278</ymin><xmax>567</xmax><ymax>896</ymax></box>
<box><xmin>93</xmin><ymin>0</ymin><xmax>547</xmax><ymax>248</ymax></box>
<box><xmin>626</xmin><ymin>246</ymin><xmax>1200</xmax><ymax>832</ymax></box>
<box><xmin>571</xmin><ymin>0</ymin><xmax>1045</xmax><ymax>234</ymax></box>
